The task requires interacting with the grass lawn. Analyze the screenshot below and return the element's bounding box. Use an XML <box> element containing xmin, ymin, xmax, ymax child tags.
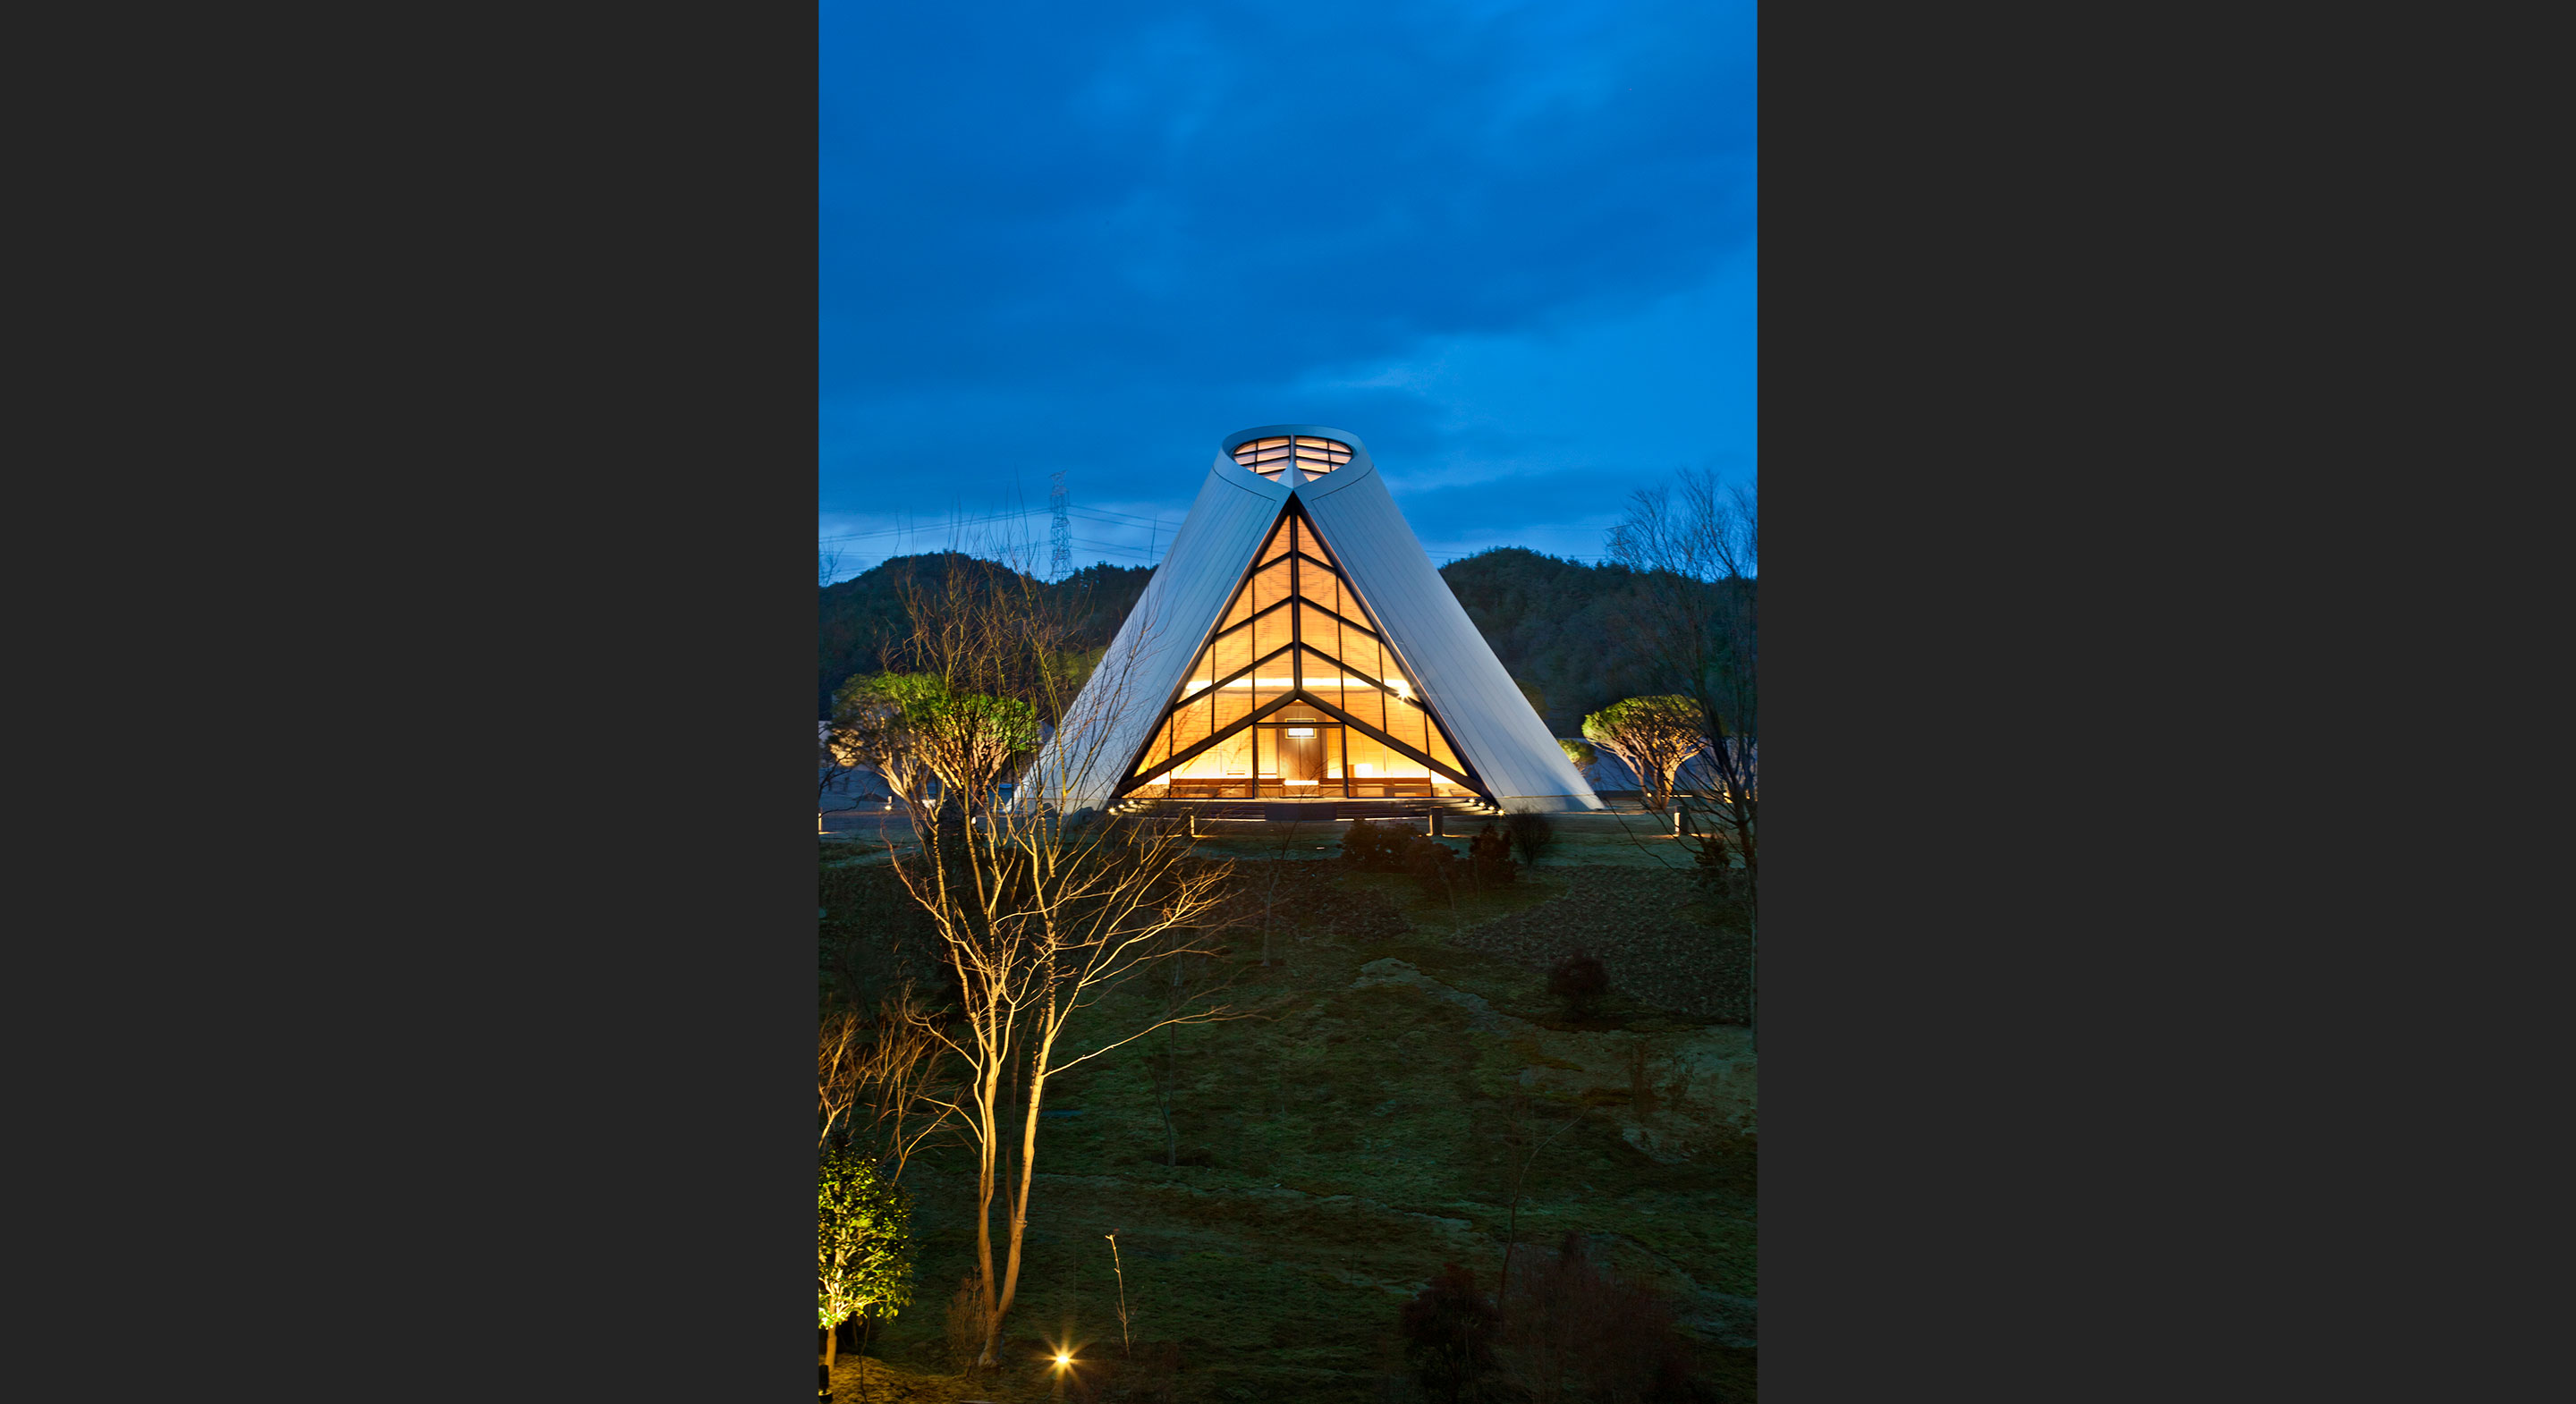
<box><xmin>821</xmin><ymin>842</ymin><xmax>1755</xmax><ymax>1403</ymax></box>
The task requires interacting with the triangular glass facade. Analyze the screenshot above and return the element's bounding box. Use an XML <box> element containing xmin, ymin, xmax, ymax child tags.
<box><xmin>1123</xmin><ymin>505</ymin><xmax>1478</xmax><ymax>801</ymax></box>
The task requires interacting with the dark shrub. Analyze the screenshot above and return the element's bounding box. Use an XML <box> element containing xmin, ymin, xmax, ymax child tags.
<box><xmin>1503</xmin><ymin>810</ymin><xmax>1555</xmax><ymax>867</ymax></box>
<box><xmin>1547</xmin><ymin>952</ymin><xmax>1609</xmax><ymax>1021</ymax></box>
<box><xmin>1693</xmin><ymin>833</ymin><xmax>1752</xmax><ymax>929</ymax></box>
<box><xmin>1398</xmin><ymin>1263</ymin><xmax>1500</xmax><ymax>1404</ymax></box>
<box><xmin>1402</xmin><ymin>836</ymin><xmax>1463</xmax><ymax>906</ymax></box>
<box><xmin>1339</xmin><ymin>816</ymin><xmax>1411</xmax><ymax>872</ymax></box>
<box><xmin>1469</xmin><ymin>822</ymin><xmax>1517</xmax><ymax>889</ymax></box>
<box><xmin>1502</xmin><ymin>1234</ymin><xmax>1697</xmax><ymax>1403</ymax></box>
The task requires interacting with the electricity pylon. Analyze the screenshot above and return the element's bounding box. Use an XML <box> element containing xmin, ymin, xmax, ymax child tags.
<box><xmin>1048</xmin><ymin>471</ymin><xmax>1072</xmax><ymax>581</ymax></box>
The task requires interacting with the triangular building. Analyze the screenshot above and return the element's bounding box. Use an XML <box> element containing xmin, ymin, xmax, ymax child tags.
<box><xmin>1032</xmin><ymin>426</ymin><xmax>1602</xmax><ymax>814</ymax></box>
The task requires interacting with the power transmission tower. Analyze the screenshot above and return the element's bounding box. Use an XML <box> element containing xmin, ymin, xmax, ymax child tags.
<box><xmin>1048</xmin><ymin>471</ymin><xmax>1072</xmax><ymax>581</ymax></box>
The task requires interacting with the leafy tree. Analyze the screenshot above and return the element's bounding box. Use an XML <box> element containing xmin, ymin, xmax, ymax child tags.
<box><xmin>831</xmin><ymin>671</ymin><xmax>1040</xmax><ymax>823</ymax></box>
<box><xmin>1555</xmin><ymin>737</ymin><xmax>1597</xmax><ymax>772</ymax></box>
<box><xmin>818</xmin><ymin>1146</ymin><xmax>913</xmax><ymax>1374</ymax></box>
<box><xmin>827</xmin><ymin>672</ymin><xmax>931</xmax><ymax>813</ymax></box>
<box><xmin>1580</xmin><ymin>697</ymin><xmax>1704</xmax><ymax>813</ymax></box>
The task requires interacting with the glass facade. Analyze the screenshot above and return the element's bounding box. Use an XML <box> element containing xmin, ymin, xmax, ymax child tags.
<box><xmin>1127</xmin><ymin>507</ymin><xmax>1479</xmax><ymax>801</ymax></box>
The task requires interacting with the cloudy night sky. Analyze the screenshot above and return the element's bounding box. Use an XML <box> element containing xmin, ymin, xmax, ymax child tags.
<box><xmin>819</xmin><ymin>1</ymin><xmax>1754</xmax><ymax>581</ymax></box>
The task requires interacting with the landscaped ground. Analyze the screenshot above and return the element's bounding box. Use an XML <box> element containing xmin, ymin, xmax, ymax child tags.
<box><xmin>819</xmin><ymin>833</ymin><xmax>1755</xmax><ymax>1403</ymax></box>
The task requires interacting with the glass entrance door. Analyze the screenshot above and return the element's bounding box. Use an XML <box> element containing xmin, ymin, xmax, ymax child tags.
<box><xmin>1254</xmin><ymin>718</ymin><xmax>1344</xmax><ymax>799</ymax></box>
<box><xmin>1280</xmin><ymin>726</ymin><xmax>1325</xmax><ymax>782</ymax></box>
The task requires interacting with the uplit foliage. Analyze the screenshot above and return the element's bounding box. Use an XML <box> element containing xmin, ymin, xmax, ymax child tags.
<box><xmin>1580</xmin><ymin>696</ymin><xmax>1704</xmax><ymax>813</ymax></box>
<box><xmin>830</xmin><ymin>671</ymin><xmax>1041</xmax><ymax>816</ymax></box>
<box><xmin>818</xmin><ymin>1146</ymin><xmax>914</xmax><ymax>1332</ymax></box>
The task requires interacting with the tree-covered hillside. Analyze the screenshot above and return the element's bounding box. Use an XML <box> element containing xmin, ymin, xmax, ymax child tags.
<box><xmin>1434</xmin><ymin>546</ymin><xmax>1668</xmax><ymax>735</ymax></box>
<box><xmin>818</xmin><ymin>555</ymin><xmax>1153</xmax><ymax>715</ymax></box>
<box><xmin>819</xmin><ymin>546</ymin><xmax>1712</xmax><ymax>732</ymax></box>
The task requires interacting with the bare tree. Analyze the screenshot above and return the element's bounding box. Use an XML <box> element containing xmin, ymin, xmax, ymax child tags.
<box><xmin>1606</xmin><ymin>470</ymin><xmax>1758</xmax><ymax>1045</ymax></box>
<box><xmin>877</xmin><ymin>536</ymin><xmax>1242</xmax><ymax>1369</ymax></box>
<box><xmin>818</xmin><ymin>982</ymin><xmax>954</xmax><ymax>1185</ymax></box>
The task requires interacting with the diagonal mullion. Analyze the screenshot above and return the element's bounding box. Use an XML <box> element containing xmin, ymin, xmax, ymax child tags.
<box><xmin>1301</xmin><ymin>647</ymin><xmax>1485</xmax><ymax>791</ymax></box>
<box><xmin>1127</xmin><ymin>503</ymin><xmax>1299</xmax><ymax>785</ymax></box>
<box><xmin>1159</xmin><ymin>570</ymin><xmax>1300</xmax><ymax>713</ymax></box>
<box><xmin>1298</xmin><ymin>693</ymin><xmax>1478</xmax><ymax>790</ymax></box>
<box><xmin>1154</xmin><ymin>642</ymin><xmax>1295</xmax><ymax>725</ymax></box>
<box><xmin>1292</xmin><ymin>503</ymin><xmax>1484</xmax><ymax>790</ymax></box>
<box><xmin>1123</xmin><ymin>688</ymin><xmax>1477</xmax><ymax>796</ymax></box>
<box><xmin>1295</xmin><ymin>647</ymin><xmax>1400</xmax><ymax>704</ymax></box>
<box><xmin>1176</xmin><ymin>600</ymin><xmax>1297</xmax><ymax>705</ymax></box>
<box><xmin>1121</xmin><ymin>690</ymin><xmax>1306</xmax><ymax>791</ymax></box>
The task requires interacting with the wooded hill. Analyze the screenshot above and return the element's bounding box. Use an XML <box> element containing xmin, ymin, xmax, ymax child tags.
<box><xmin>818</xmin><ymin>555</ymin><xmax>1155</xmax><ymax>716</ymax></box>
<box><xmin>820</xmin><ymin>546</ymin><xmax>1721</xmax><ymax>735</ymax></box>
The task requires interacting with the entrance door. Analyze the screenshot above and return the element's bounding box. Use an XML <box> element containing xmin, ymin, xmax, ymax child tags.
<box><xmin>1280</xmin><ymin>726</ymin><xmax>1324</xmax><ymax>783</ymax></box>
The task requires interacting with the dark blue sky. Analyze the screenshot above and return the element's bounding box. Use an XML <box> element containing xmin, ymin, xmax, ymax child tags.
<box><xmin>820</xmin><ymin>0</ymin><xmax>1753</xmax><ymax>580</ymax></box>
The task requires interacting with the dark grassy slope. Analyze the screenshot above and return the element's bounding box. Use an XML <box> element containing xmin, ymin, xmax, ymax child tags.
<box><xmin>819</xmin><ymin>853</ymin><xmax>1757</xmax><ymax>1403</ymax></box>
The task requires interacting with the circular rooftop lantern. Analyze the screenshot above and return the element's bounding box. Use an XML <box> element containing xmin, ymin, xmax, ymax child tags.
<box><xmin>1232</xmin><ymin>435</ymin><xmax>1352</xmax><ymax>479</ymax></box>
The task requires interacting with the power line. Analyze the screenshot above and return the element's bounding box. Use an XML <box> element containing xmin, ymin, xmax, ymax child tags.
<box><xmin>818</xmin><ymin>503</ymin><xmax>1176</xmax><ymax>545</ymax></box>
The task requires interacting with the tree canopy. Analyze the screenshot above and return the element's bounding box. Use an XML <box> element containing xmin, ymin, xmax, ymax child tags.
<box><xmin>1581</xmin><ymin>695</ymin><xmax>1705</xmax><ymax>812</ymax></box>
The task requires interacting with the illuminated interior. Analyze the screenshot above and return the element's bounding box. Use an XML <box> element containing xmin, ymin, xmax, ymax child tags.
<box><xmin>1126</xmin><ymin>505</ymin><xmax>1477</xmax><ymax>801</ymax></box>
<box><xmin>1231</xmin><ymin>435</ymin><xmax>1353</xmax><ymax>480</ymax></box>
